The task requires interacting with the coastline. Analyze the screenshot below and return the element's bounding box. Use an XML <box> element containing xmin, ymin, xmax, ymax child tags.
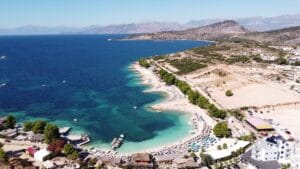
<box><xmin>120</xmin><ymin>62</ymin><xmax>215</xmax><ymax>155</ymax></box>
<box><xmin>129</xmin><ymin>62</ymin><xmax>215</xmax><ymax>126</ymax></box>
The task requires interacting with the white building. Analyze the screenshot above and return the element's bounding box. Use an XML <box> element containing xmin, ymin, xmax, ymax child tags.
<box><xmin>260</xmin><ymin>53</ymin><xmax>278</xmax><ymax>62</ymax></box>
<box><xmin>205</xmin><ymin>138</ymin><xmax>250</xmax><ymax>160</ymax></box>
<box><xmin>251</xmin><ymin>135</ymin><xmax>295</xmax><ymax>162</ymax></box>
<box><xmin>289</xmin><ymin>56</ymin><xmax>300</xmax><ymax>65</ymax></box>
<box><xmin>34</xmin><ymin>149</ymin><xmax>51</xmax><ymax>162</ymax></box>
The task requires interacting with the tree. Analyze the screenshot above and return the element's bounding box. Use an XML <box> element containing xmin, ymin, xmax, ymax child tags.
<box><xmin>68</xmin><ymin>151</ymin><xmax>79</xmax><ymax>160</ymax></box>
<box><xmin>200</xmin><ymin>153</ymin><xmax>213</xmax><ymax>166</ymax></box>
<box><xmin>63</xmin><ymin>144</ymin><xmax>79</xmax><ymax>160</ymax></box>
<box><xmin>217</xmin><ymin>145</ymin><xmax>222</xmax><ymax>150</ymax></box>
<box><xmin>44</xmin><ymin>124</ymin><xmax>60</xmax><ymax>144</ymax></box>
<box><xmin>222</xmin><ymin>143</ymin><xmax>228</xmax><ymax>149</ymax></box>
<box><xmin>225</xmin><ymin>90</ymin><xmax>233</xmax><ymax>97</ymax></box>
<box><xmin>23</xmin><ymin>122</ymin><xmax>34</xmax><ymax>132</ymax></box>
<box><xmin>32</xmin><ymin>120</ymin><xmax>47</xmax><ymax>134</ymax></box>
<box><xmin>4</xmin><ymin>115</ymin><xmax>16</xmax><ymax>129</ymax></box>
<box><xmin>47</xmin><ymin>139</ymin><xmax>66</xmax><ymax>154</ymax></box>
<box><xmin>138</xmin><ymin>59</ymin><xmax>150</xmax><ymax>68</ymax></box>
<box><xmin>276</xmin><ymin>57</ymin><xmax>288</xmax><ymax>65</ymax></box>
<box><xmin>0</xmin><ymin>148</ymin><xmax>8</xmax><ymax>163</ymax></box>
<box><xmin>213</xmin><ymin>122</ymin><xmax>231</xmax><ymax>138</ymax></box>
<box><xmin>63</xmin><ymin>144</ymin><xmax>75</xmax><ymax>156</ymax></box>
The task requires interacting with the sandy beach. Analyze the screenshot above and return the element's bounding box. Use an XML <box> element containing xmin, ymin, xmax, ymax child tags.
<box><xmin>130</xmin><ymin>62</ymin><xmax>215</xmax><ymax>126</ymax></box>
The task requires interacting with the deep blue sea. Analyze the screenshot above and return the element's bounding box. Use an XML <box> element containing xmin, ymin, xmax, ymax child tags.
<box><xmin>0</xmin><ymin>35</ymin><xmax>208</xmax><ymax>152</ymax></box>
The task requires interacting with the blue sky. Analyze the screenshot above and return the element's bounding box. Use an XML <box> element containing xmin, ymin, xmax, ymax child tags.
<box><xmin>1</xmin><ymin>0</ymin><xmax>300</xmax><ymax>28</ymax></box>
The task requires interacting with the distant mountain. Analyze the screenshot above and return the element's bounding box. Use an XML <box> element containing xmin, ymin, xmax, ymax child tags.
<box><xmin>1</xmin><ymin>14</ymin><xmax>299</xmax><ymax>35</ymax></box>
<box><xmin>77</xmin><ymin>22</ymin><xmax>187</xmax><ymax>34</ymax></box>
<box><xmin>187</xmin><ymin>14</ymin><xmax>300</xmax><ymax>31</ymax></box>
<box><xmin>0</xmin><ymin>26</ymin><xmax>79</xmax><ymax>35</ymax></box>
<box><xmin>126</xmin><ymin>20</ymin><xmax>248</xmax><ymax>41</ymax></box>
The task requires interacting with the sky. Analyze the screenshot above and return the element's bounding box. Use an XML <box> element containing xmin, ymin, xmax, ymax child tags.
<box><xmin>0</xmin><ymin>0</ymin><xmax>300</xmax><ymax>28</ymax></box>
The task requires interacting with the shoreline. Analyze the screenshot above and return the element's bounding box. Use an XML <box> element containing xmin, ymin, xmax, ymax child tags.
<box><xmin>129</xmin><ymin>62</ymin><xmax>215</xmax><ymax>126</ymax></box>
<box><xmin>116</xmin><ymin>62</ymin><xmax>215</xmax><ymax>155</ymax></box>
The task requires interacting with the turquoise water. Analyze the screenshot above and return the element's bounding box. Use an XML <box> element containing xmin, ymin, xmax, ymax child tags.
<box><xmin>0</xmin><ymin>35</ymin><xmax>209</xmax><ymax>152</ymax></box>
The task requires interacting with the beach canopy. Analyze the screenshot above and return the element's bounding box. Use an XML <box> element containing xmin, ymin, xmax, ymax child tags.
<box><xmin>245</xmin><ymin>117</ymin><xmax>273</xmax><ymax>131</ymax></box>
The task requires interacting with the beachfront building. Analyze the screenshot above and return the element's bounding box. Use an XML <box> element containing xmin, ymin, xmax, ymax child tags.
<box><xmin>251</xmin><ymin>135</ymin><xmax>295</xmax><ymax>162</ymax></box>
<box><xmin>245</xmin><ymin>117</ymin><xmax>273</xmax><ymax>131</ymax></box>
<box><xmin>173</xmin><ymin>157</ymin><xmax>199</xmax><ymax>168</ymax></box>
<box><xmin>34</xmin><ymin>148</ymin><xmax>52</xmax><ymax>162</ymax></box>
<box><xmin>130</xmin><ymin>153</ymin><xmax>155</xmax><ymax>168</ymax></box>
<box><xmin>205</xmin><ymin>138</ymin><xmax>250</xmax><ymax>161</ymax></box>
<box><xmin>241</xmin><ymin>150</ymin><xmax>281</xmax><ymax>169</ymax></box>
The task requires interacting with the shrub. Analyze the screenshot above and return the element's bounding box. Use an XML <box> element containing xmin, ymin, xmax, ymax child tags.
<box><xmin>3</xmin><ymin>115</ymin><xmax>16</xmax><ymax>129</ymax></box>
<box><xmin>225</xmin><ymin>90</ymin><xmax>233</xmax><ymax>97</ymax></box>
<box><xmin>44</xmin><ymin>124</ymin><xmax>60</xmax><ymax>144</ymax></box>
<box><xmin>168</xmin><ymin>58</ymin><xmax>207</xmax><ymax>74</ymax></box>
<box><xmin>47</xmin><ymin>139</ymin><xmax>66</xmax><ymax>154</ymax></box>
<box><xmin>23</xmin><ymin>122</ymin><xmax>34</xmax><ymax>132</ymax></box>
<box><xmin>213</xmin><ymin>122</ymin><xmax>231</xmax><ymax>138</ymax></box>
<box><xmin>138</xmin><ymin>58</ymin><xmax>150</xmax><ymax>68</ymax></box>
<box><xmin>32</xmin><ymin>120</ymin><xmax>48</xmax><ymax>134</ymax></box>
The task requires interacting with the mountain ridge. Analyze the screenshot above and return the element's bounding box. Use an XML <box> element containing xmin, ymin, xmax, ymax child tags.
<box><xmin>126</xmin><ymin>20</ymin><xmax>248</xmax><ymax>41</ymax></box>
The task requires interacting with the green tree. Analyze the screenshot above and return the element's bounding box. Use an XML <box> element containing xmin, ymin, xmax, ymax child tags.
<box><xmin>44</xmin><ymin>124</ymin><xmax>60</xmax><ymax>144</ymax></box>
<box><xmin>0</xmin><ymin>148</ymin><xmax>8</xmax><ymax>163</ymax></box>
<box><xmin>32</xmin><ymin>120</ymin><xmax>47</xmax><ymax>134</ymax></box>
<box><xmin>138</xmin><ymin>59</ymin><xmax>150</xmax><ymax>68</ymax></box>
<box><xmin>276</xmin><ymin>57</ymin><xmax>288</xmax><ymax>65</ymax></box>
<box><xmin>200</xmin><ymin>153</ymin><xmax>213</xmax><ymax>166</ymax></box>
<box><xmin>223</xmin><ymin>143</ymin><xmax>228</xmax><ymax>149</ymax></box>
<box><xmin>63</xmin><ymin>144</ymin><xmax>79</xmax><ymax>160</ymax></box>
<box><xmin>68</xmin><ymin>151</ymin><xmax>79</xmax><ymax>160</ymax></box>
<box><xmin>23</xmin><ymin>122</ymin><xmax>34</xmax><ymax>132</ymax></box>
<box><xmin>213</xmin><ymin>122</ymin><xmax>231</xmax><ymax>138</ymax></box>
<box><xmin>4</xmin><ymin>115</ymin><xmax>16</xmax><ymax>129</ymax></box>
<box><xmin>225</xmin><ymin>90</ymin><xmax>233</xmax><ymax>97</ymax></box>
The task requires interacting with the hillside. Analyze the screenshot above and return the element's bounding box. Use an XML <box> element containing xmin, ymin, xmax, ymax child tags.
<box><xmin>126</xmin><ymin>20</ymin><xmax>248</xmax><ymax>41</ymax></box>
<box><xmin>187</xmin><ymin>14</ymin><xmax>300</xmax><ymax>31</ymax></box>
<box><xmin>242</xmin><ymin>26</ymin><xmax>300</xmax><ymax>45</ymax></box>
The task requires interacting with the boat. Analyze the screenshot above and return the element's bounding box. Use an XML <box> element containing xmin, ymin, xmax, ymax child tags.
<box><xmin>62</xmin><ymin>80</ymin><xmax>67</xmax><ymax>83</ymax></box>
<box><xmin>111</xmin><ymin>138</ymin><xmax>117</xmax><ymax>145</ymax></box>
<box><xmin>59</xmin><ymin>127</ymin><xmax>71</xmax><ymax>135</ymax></box>
<box><xmin>73</xmin><ymin>118</ymin><xmax>78</xmax><ymax>122</ymax></box>
<box><xmin>0</xmin><ymin>56</ymin><xmax>6</xmax><ymax>59</ymax></box>
<box><xmin>133</xmin><ymin>106</ymin><xmax>137</xmax><ymax>109</ymax></box>
<box><xmin>111</xmin><ymin>134</ymin><xmax>125</xmax><ymax>150</ymax></box>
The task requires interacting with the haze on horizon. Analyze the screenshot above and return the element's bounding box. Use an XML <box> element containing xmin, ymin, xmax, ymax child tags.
<box><xmin>1</xmin><ymin>0</ymin><xmax>300</xmax><ymax>28</ymax></box>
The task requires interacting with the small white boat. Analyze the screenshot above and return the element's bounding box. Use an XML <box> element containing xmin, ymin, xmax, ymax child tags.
<box><xmin>41</xmin><ymin>84</ymin><xmax>46</xmax><ymax>87</ymax></box>
<box><xmin>0</xmin><ymin>56</ymin><xmax>6</xmax><ymax>59</ymax></box>
<box><xmin>59</xmin><ymin>127</ymin><xmax>71</xmax><ymax>134</ymax></box>
<box><xmin>0</xmin><ymin>83</ymin><xmax>6</xmax><ymax>87</ymax></box>
<box><xmin>73</xmin><ymin>118</ymin><xmax>78</xmax><ymax>122</ymax></box>
<box><xmin>133</xmin><ymin>106</ymin><xmax>137</xmax><ymax>109</ymax></box>
<box><xmin>108</xmin><ymin>39</ymin><xmax>112</xmax><ymax>41</ymax></box>
<box><xmin>62</xmin><ymin>80</ymin><xmax>67</xmax><ymax>83</ymax></box>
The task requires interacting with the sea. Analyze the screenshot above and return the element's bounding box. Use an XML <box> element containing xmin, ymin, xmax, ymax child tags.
<box><xmin>0</xmin><ymin>35</ymin><xmax>208</xmax><ymax>153</ymax></box>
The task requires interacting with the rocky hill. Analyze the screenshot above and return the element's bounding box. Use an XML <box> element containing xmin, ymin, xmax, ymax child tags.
<box><xmin>126</xmin><ymin>20</ymin><xmax>248</xmax><ymax>41</ymax></box>
<box><xmin>242</xmin><ymin>26</ymin><xmax>300</xmax><ymax>45</ymax></box>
